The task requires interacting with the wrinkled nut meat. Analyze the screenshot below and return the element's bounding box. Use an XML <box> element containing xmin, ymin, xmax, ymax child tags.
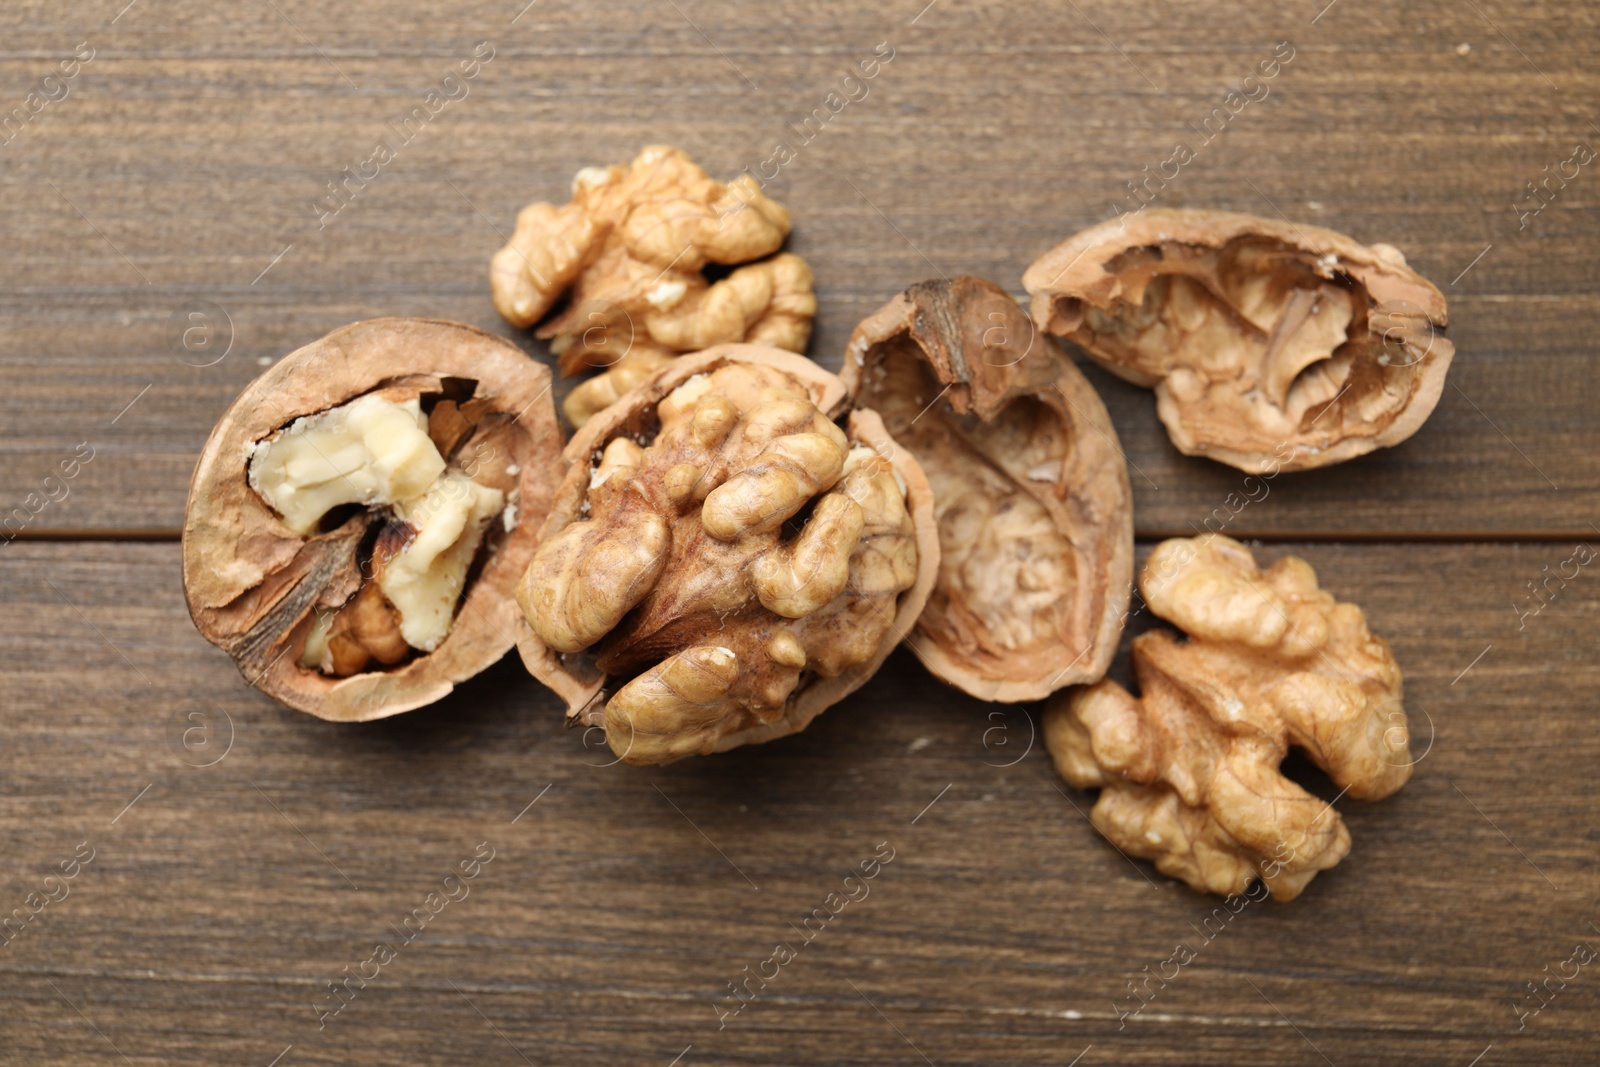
<box><xmin>183</xmin><ymin>319</ymin><xmax>563</xmax><ymax>721</ymax></box>
<box><xmin>1043</xmin><ymin>534</ymin><xmax>1412</xmax><ymax>900</ymax></box>
<box><xmin>1023</xmin><ymin>208</ymin><xmax>1454</xmax><ymax>472</ymax></box>
<box><xmin>842</xmin><ymin>276</ymin><xmax>1133</xmax><ymax>701</ymax></box>
<box><xmin>489</xmin><ymin>145</ymin><xmax>817</xmax><ymax>427</ymax></box>
<box><xmin>515</xmin><ymin>345</ymin><xmax>938</xmax><ymax>765</ymax></box>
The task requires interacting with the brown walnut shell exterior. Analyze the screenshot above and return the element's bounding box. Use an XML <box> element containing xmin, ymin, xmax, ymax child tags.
<box><xmin>1023</xmin><ymin>208</ymin><xmax>1454</xmax><ymax>473</ymax></box>
<box><xmin>515</xmin><ymin>343</ymin><xmax>940</xmax><ymax>756</ymax></box>
<box><xmin>842</xmin><ymin>276</ymin><xmax>1133</xmax><ymax>702</ymax></box>
<box><xmin>182</xmin><ymin>318</ymin><xmax>564</xmax><ymax>722</ymax></box>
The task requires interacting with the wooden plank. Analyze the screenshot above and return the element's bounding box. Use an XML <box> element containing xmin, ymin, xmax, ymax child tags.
<box><xmin>1</xmin><ymin>540</ymin><xmax>1594</xmax><ymax>1065</ymax></box>
<box><xmin>3</xmin><ymin>2</ymin><xmax>1599</xmax><ymax>1064</ymax></box>
<box><xmin>2</xmin><ymin>292</ymin><xmax>1592</xmax><ymax>539</ymax></box>
<box><xmin>1</xmin><ymin>1</ymin><xmax>1597</xmax><ymax>535</ymax></box>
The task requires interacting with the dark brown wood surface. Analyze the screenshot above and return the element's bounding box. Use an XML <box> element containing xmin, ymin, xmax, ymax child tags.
<box><xmin>2</xmin><ymin>1</ymin><xmax>1596</xmax><ymax>1064</ymax></box>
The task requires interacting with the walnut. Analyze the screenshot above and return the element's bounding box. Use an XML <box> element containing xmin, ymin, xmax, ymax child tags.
<box><xmin>1023</xmin><ymin>209</ymin><xmax>1454</xmax><ymax>473</ymax></box>
<box><xmin>1043</xmin><ymin>534</ymin><xmax>1412</xmax><ymax>901</ymax></box>
<box><xmin>489</xmin><ymin>145</ymin><xmax>817</xmax><ymax>427</ymax></box>
<box><xmin>841</xmin><ymin>276</ymin><xmax>1133</xmax><ymax>701</ymax></box>
<box><xmin>183</xmin><ymin>319</ymin><xmax>563</xmax><ymax>721</ymax></box>
<box><xmin>515</xmin><ymin>344</ymin><xmax>938</xmax><ymax>765</ymax></box>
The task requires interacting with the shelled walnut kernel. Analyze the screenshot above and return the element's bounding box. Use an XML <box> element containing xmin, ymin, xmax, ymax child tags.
<box><xmin>489</xmin><ymin>145</ymin><xmax>817</xmax><ymax>427</ymax></box>
<box><xmin>1044</xmin><ymin>535</ymin><xmax>1413</xmax><ymax>901</ymax></box>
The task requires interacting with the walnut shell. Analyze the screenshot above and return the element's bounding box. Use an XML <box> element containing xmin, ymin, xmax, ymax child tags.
<box><xmin>1023</xmin><ymin>209</ymin><xmax>1454</xmax><ymax>473</ymax></box>
<box><xmin>842</xmin><ymin>276</ymin><xmax>1134</xmax><ymax>702</ymax></box>
<box><xmin>182</xmin><ymin>318</ymin><xmax>563</xmax><ymax>722</ymax></box>
<box><xmin>515</xmin><ymin>344</ymin><xmax>939</xmax><ymax>765</ymax></box>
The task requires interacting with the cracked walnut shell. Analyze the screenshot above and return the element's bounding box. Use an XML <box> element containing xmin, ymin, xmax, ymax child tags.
<box><xmin>1043</xmin><ymin>535</ymin><xmax>1412</xmax><ymax>901</ymax></box>
<box><xmin>489</xmin><ymin>145</ymin><xmax>817</xmax><ymax>428</ymax></box>
<box><xmin>515</xmin><ymin>345</ymin><xmax>938</xmax><ymax>765</ymax></box>
<box><xmin>842</xmin><ymin>276</ymin><xmax>1133</xmax><ymax>702</ymax></box>
<box><xmin>1024</xmin><ymin>209</ymin><xmax>1454</xmax><ymax>473</ymax></box>
<box><xmin>182</xmin><ymin>319</ymin><xmax>563</xmax><ymax>722</ymax></box>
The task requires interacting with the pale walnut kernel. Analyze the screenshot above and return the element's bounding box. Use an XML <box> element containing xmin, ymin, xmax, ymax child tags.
<box><xmin>517</xmin><ymin>352</ymin><xmax>930</xmax><ymax>765</ymax></box>
<box><xmin>248</xmin><ymin>393</ymin><xmax>505</xmax><ymax>670</ymax></box>
<box><xmin>1043</xmin><ymin>534</ymin><xmax>1412</xmax><ymax>901</ymax></box>
<box><xmin>488</xmin><ymin>145</ymin><xmax>817</xmax><ymax>427</ymax></box>
<box><xmin>376</xmin><ymin>471</ymin><xmax>504</xmax><ymax>652</ymax></box>
<box><xmin>247</xmin><ymin>393</ymin><xmax>443</xmax><ymax>536</ymax></box>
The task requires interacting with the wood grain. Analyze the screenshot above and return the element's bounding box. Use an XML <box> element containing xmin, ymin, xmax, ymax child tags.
<box><xmin>1</xmin><ymin>540</ymin><xmax>1596</xmax><ymax>1065</ymax></box>
<box><xmin>0</xmin><ymin>0</ymin><xmax>1595</xmax><ymax>536</ymax></box>
<box><xmin>2</xmin><ymin>2</ymin><xmax>1598</xmax><ymax>1065</ymax></box>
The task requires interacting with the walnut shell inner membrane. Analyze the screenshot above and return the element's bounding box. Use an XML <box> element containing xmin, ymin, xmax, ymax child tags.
<box><xmin>1024</xmin><ymin>209</ymin><xmax>1454</xmax><ymax>473</ymax></box>
<box><xmin>844</xmin><ymin>276</ymin><xmax>1133</xmax><ymax>702</ymax></box>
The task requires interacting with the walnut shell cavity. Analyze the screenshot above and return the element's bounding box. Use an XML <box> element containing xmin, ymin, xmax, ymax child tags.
<box><xmin>489</xmin><ymin>145</ymin><xmax>817</xmax><ymax>428</ymax></box>
<box><xmin>182</xmin><ymin>318</ymin><xmax>564</xmax><ymax>722</ymax></box>
<box><xmin>842</xmin><ymin>276</ymin><xmax>1134</xmax><ymax>702</ymax></box>
<box><xmin>1023</xmin><ymin>209</ymin><xmax>1455</xmax><ymax>473</ymax></box>
<box><xmin>1043</xmin><ymin>535</ymin><xmax>1413</xmax><ymax>901</ymax></box>
<box><xmin>515</xmin><ymin>344</ymin><xmax>940</xmax><ymax>766</ymax></box>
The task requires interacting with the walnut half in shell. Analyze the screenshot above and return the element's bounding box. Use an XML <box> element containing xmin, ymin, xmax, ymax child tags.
<box><xmin>515</xmin><ymin>345</ymin><xmax>939</xmax><ymax>765</ymax></box>
<box><xmin>182</xmin><ymin>319</ymin><xmax>563</xmax><ymax>721</ymax></box>
<box><xmin>1024</xmin><ymin>209</ymin><xmax>1454</xmax><ymax>473</ymax></box>
<box><xmin>842</xmin><ymin>277</ymin><xmax>1133</xmax><ymax>702</ymax></box>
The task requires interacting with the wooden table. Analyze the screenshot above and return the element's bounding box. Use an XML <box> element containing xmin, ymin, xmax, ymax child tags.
<box><xmin>3</xmin><ymin>2</ymin><xmax>1596</xmax><ymax>1063</ymax></box>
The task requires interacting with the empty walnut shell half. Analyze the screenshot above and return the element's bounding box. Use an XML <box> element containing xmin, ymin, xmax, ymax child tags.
<box><xmin>1023</xmin><ymin>208</ymin><xmax>1454</xmax><ymax>473</ymax></box>
<box><xmin>182</xmin><ymin>318</ymin><xmax>563</xmax><ymax>721</ymax></box>
<box><xmin>515</xmin><ymin>344</ymin><xmax>939</xmax><ymax>765</ymax></box>
<box><xmin>842</xmin><ymin>276</ymin><xmax>1133</xmax><ymax>702</ymax></box>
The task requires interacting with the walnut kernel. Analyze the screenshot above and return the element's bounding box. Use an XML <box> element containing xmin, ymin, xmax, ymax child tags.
<box><xmin>1043</xmin><ymin>534</ymin><xmax>1412</xmax><ymax>900</ymax></box>
<box><xmin>489</xmin><ymin>145</ymin><xmax>817</xmax><ymax>427</ymax></box>
<box><xmin>516</xmin><ymin>345</ymin><xmax>938</xmax><ymax>765</ymax></box>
